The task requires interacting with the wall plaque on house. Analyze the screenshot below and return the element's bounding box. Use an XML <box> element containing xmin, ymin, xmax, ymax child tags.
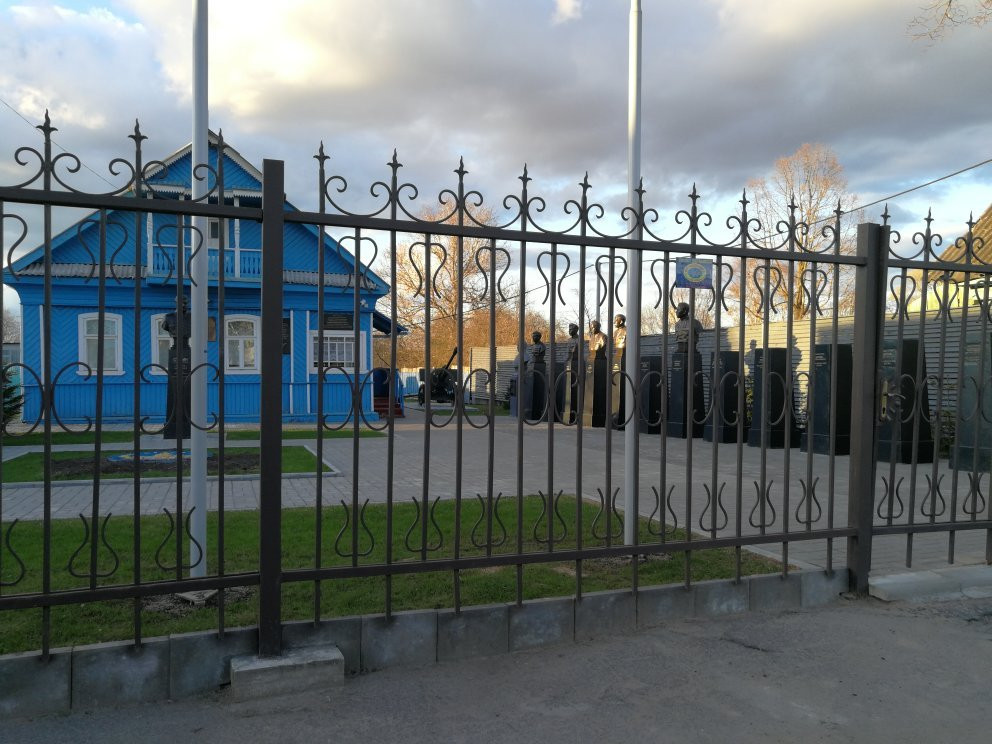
<box><xmin>322</xmin><ymin>312</ymin><xmax>352</xmax><ymax>331</ymax></box>
<box><xmin>281</xmin><ymin>317</ymin><xmax>291</xmax><ymax>354</ymax></box>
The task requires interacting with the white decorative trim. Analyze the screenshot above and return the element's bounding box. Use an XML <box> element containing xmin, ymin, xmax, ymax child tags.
<box><xmin>223</xmin><ymin>314</ymin><xmax>259</xmax><ymax>374</ymax></box>
<box><xmin>307</xmin><ymin>330</ymin><xmax>366</xmax><ymax>376</ymax></box>
<box><xmin>289</xmin><ymin>310</ymin><xmax>295</xmax><ymax>415</ymax></box>
<box><xmin>77</xmin><ymin>312</ymin><xmax>124</xmax><ymax>376</ymax></box>
<box><xmin>305</xmin><ymin>311</ymin><xmax>311</xmax><ymax>413</ymax></box>
<box><xmin>148</xmin><ymin>313</ymin><xmax>170</xmax><ymax>375</ymax></box>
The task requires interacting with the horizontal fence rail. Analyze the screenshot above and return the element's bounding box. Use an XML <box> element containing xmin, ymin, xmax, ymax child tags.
<box><xmin>0</xmin><ymin>116</ymin><xmax>989</xmax><ymax>660</ymax></box>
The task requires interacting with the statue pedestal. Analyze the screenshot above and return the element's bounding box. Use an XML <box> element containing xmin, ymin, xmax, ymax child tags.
<box><xmin>639</xmin><ymin>355</ymin><xmax>663</xmax><ymax>435</ymax></box>
<box><xmin>877</xmin><ymin>339</ymin><xmax>934</xmax><ymax>463</ymax></box>
<box><xmin>747</xmin><ymin>348</ymin><xmax>788</xmax><ymax>448</ymax></box>
<box><xmin>611</xmin><ymin>351</ymin><xmax>626</xmax><ymax>429</ymax></box>
<box><xmin>164</xmin><ymin>345</ymin><xmax>191</xmax><ymax>439</ymax></box>
<box><xmin>951</xmin><ymin>334</ymin><xmax>992</xmax><ymax>470</ymax></box>
<box><xmin>666</xmin><ymin>352</ymin><xmax>704</xmax><ymax>438</ymax></box>
<box><xmin>801</xmin><ymin>344</ymin><xmax>852</xmax><ymax>455</ymax></box>
<box><xmin>521</xmin><ymin>362</ymin><xmax>547</xmax><ymax>421</ymax></box>
<box><xmin>583</xmin><ymin>357</ymin><xmax>608</xmax><ymax>428</ymax></box>
<box><xmin>704</xmin><ymin>351</ymin><xmax>741</xmax><ymax>443</ymax></box>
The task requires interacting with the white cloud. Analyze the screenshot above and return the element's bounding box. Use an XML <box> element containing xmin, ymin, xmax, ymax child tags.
<box><xmin>553</xmin><ymin>0</ymin><xmax>582</xmax><ymax>24</ymax></box>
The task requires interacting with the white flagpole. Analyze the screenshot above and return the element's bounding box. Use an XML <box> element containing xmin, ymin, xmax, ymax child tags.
<box><xmin>624</xmin><ymin>0</ymin><xmax>642</xmax><ymax>546</ymax></box>
<box><xmin>190</xmin><ymin>0</ymin><xmax>208</xmax><ymax>577</ymax></box>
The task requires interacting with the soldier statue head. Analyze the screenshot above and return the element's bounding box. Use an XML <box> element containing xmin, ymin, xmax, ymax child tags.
<box><xmin>673</xmin><ymin>302</ymin><xmax>702</xmax><ymax>353</ymax></box>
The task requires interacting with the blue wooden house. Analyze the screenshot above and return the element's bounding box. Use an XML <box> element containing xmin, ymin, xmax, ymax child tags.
<box><xmin>10</xmin><ymin>135</ymin><xmax>393</xmax><ymax>426</ymax></box>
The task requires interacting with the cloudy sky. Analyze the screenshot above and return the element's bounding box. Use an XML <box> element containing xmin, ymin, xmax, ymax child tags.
<box><xmin>1</xmin><ymin>0</ymin><xmax>990</xmax><ymax>282</ymax></box>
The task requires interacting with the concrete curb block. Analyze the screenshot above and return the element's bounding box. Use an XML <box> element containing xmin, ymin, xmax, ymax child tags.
<box><xmin>438</xmin><ymin>605</ymin><xmax>509</xmax><ymax>662</ymax></box>
<box><xmin>361</xmin><ymin>610</ymin><xmax>437</xmax><ymax>672</ymax></box>
<box><xmin>169</xmin><ymin>628</ymin><xmax>257</xmax><ymax>699</ymax></box>
<box><xmin>637</xmin><ymin>584</ymin><xmax>695</xmax><ymax>628</ymax></box>
<box><xmin>283</xmin><ymin>617</ymin><xmax>362</xmax><ymax>675</ymax></box>
<box><xmin>0</xmin><ymin>569</ymin><xmax>851</xmax><ymax>718</ymax></box>
<box><xmin>575</xmin><ymin>590</ymin><xmax>636</xmax><ymax>640</ymax></box>
<box><xmin>0</xmin><ymin>648</ymin><xmax>72</xmax><ymax>718</ymax></box>
<box><xmin>749</xmin><ymin>573</ymin><xmax>803</xmax><ymax>612</ymax></box>
<box><xmin>509</xmin><ymin>596</ymin><xmax>574</xmax><ymax>651</ymax></box>
<box><xmin>72</xmin><ymin>637</ymin><xmax>171</xmax><ymax>710</ymax></box>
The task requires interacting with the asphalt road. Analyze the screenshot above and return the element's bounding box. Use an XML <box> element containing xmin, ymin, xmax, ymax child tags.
<box><xmin>4</xmin><ymin>594</ymin><xmax>992</xmax><ymax>744</ymax></box>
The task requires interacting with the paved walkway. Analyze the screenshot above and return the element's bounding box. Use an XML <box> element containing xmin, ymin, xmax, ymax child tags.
<box><xmin>5</xmin><ymin>594</ymin><xmax>992</xmax><ymax>742</ymax></box>
<box><xmin>2</xmin><ymin>409</ymin><xmax>989</xmax><ymax>576</ymax></box>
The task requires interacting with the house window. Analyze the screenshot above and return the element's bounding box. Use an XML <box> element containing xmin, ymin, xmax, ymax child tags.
<box><xmin>208</xmin><ymin>218</ymin><xmax>221</xmax><ymax>248</ymax></box>
<box><xmin>77</xmin><ymin>313</ymin><xmax>123</xmax><ymax>375</ymax></box>
<box><xmin>150</xmin><ymin>314</ymin><xmax>173</xmax><ymax>374</ymax></box>
<box><xmin>308</xmin><ymin>330</ymin><xmax>365</xmax><ymax>374</ymax></box>
<box><xmin>226</xmin><ymin>315</ymin><xmax>258</xmax><ymax>373</ymax></box>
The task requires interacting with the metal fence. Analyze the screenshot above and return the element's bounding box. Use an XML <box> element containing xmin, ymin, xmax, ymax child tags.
<box><xmin>0</xmin><ymin>117</ymin><xmax>990</xmax><ymax>660</ymax></box>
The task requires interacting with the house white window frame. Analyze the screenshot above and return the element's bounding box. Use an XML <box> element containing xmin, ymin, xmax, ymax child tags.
<box><xmin>225</xmin><ymin>314</ymin><xmax>260</xmax><ymax>374</ymax></box>
<box><xmin>308</xmin><ymin>329</ymin><xmax>366</xmax><ymax>375</ymax></box>
<box><xmin>77</xmin><ymin>312</ymin><xmax>124</xmax><ymax>376</ymax></box>
<box><xmin>148</xmin><ymin>313</ymin><xmax>173</xmax><ymax>375</ymax></box>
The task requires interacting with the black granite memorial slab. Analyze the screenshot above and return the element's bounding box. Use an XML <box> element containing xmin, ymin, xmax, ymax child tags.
<box><xmin>800</xmin><ymin>344</ymin><xmax>852</xmax><ymax>455</ymax></box>
<box><xmin>667</xmin><ymin>352</ymin><xmax>704</xmax><ymax>438</ymax></box>
<box><xmin>877</xmin><ymin>338</ymin><xmax>934</xmax><ymax>463</ymax></box>
<box><xmin>704</xmin><ymin>351</ymin><xmax>741</xmax><ymax>443</ymax></box>
<box><xmin>747</xmin><ymin>348</ymin><xmax>788</xmax><ymax>449</ymax></box>
<box><xmin>951</xmin><ymin>334</ymin><xmax>992</xmax><ymax>470</ymax></box>
<box><xmin>164</xmin><ymin>346</ymin><xmax>191</xmax><ymax>440</ymax></box>
<box><xmin>521</xmin><ymin>361</ymin><xmax>547</xmax><ymax>421</ymax></box>
<box><xmin>638</xmin><ymin>355</ymin><xmax>663</xmax><ymax>435</ymax></box>
<box><xmin>583</xmin><ymin>357</ymin><xmax>608</xmax><ymax>428</ymax></box>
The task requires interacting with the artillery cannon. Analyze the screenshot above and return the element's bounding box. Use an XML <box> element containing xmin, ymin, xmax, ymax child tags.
<box><xmin>417</xmin><ymin>347</ymin><xmax>458</xmax><ymax>406</ymax></box>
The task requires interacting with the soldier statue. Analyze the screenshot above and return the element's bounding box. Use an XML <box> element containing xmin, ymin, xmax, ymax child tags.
<box><xmin>673</xmin><ymin>302</ymin><xmax>703</xmax><ymax>353</ymax></box>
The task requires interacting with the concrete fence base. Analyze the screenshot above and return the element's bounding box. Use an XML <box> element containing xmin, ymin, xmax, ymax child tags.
<box><xmin>0</xmin><ymin>569</ymin><xmax>849</xmax><ymax>718</ymax></box>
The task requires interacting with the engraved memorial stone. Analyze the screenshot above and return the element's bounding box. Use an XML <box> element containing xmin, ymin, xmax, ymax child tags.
<box><xmin>877</xmin><ymin>338</ymin><xmax>935</xmax><ymax>463</ymax></box>
<box><xmin>800</xmin><ymin>344</ymin><xmax>852</xmax><ymax>455</ymax></box>
<box><xmin>951</xmin><ymin>334</ymin><xmax>992</xmax><ymax>470</ymax></box>
<box><xmin>747</xmin><ymin>348</ymin><xmax>788</xmax><ymax>448</ymax></box>
<box><xmin>703</xmin><ymin>351</ymin><xmax>741</xmax><ymax>443</ymax></box>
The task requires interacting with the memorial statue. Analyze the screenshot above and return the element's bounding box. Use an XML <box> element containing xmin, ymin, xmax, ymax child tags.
<box><xmin>566</xmin><ymin>323</ymin><xmax>580</xmax><ymax>365</ymax></box>
<box><xmin>588</xmin><ymin>320</ymin><xmax>608</xmax><ymax>360</ymax></box>
<box><xmin>163</xmin><ymin>295</ymin><xmax>192</xmax><ymax>348</ymax></box>
<box><xmin>673</xmin><ymin>302</ymin><xmax>703</xmax><ymax>353</ymax></box>
<box><xmin>613</xmin><ymin>314</ymin><xmax>627</xmax><ymax>355</ymax></box>
<box><xmin>163</xmin><ymin>295</ymin><xmax>192</xmax><ymax>439</ymax></box>
<box><xmin>527</xmin><ymin>331</ymin><xmax>546</xmax><ymax>367</ymax></box>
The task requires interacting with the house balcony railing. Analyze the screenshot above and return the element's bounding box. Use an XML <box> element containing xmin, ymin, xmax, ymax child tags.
<box><xmin>150</xmin><ymin>244</ymin><xmax>261</xmax><ymax>281</ymax></box>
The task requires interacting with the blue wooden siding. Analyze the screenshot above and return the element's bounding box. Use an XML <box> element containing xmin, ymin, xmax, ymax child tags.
<box><xmin>17</xmin><ymin>290</ymin><xmax>376</xmax><ymax>425</ymax></box>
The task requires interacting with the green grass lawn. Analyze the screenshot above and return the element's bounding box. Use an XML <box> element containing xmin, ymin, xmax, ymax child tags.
<box><xmin>226</xmin><ymin>428</ymin><xmax>384</xmax><ymax>441</ymax></box>
<box><xmin>1</xmin><ymin>446</ymin><xmax>329</xmax><ymax>483</ymax></box>
<box><xmin>1</xmin><ymin>430</ymin><xmax>137</xmax><ymax>447</ymax></box>
<box><xmin>0</xmin><ymin>495</ymin><xmax>779</xmax><ymax>654</ymax></box>
<box><xmin>0</xmin><ymin>428</ymin><xmax>383</xmax><ymax>446</ymax></box>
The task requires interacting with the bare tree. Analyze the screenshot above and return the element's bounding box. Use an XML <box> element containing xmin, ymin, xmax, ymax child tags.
<box><xmin>909</xmin><ymin>0</ymin><xmax>992</xmax><ymax>41</ymax></box>
<box><xmin>2</xmin><ymin>308</ymin><xmax>20</xmax><ymax>344</ymax></box>
<box><xmin>375</xmin><ymin>206</ymin><xmax>520</xmax><ymax>369</ymax></box>
<box><xmin>726</xmin><ymin>143</ymin><xmax>861</xmax><ymax>323</ymax></box>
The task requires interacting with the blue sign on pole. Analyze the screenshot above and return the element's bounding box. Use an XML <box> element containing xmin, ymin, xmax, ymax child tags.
<box><xmin>675</xmin><ymin>256</ymin><xmax>713</xmax><ymax>289</ymax></box>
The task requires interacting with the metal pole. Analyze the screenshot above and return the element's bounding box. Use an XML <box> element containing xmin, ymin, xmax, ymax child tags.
<box><xmin>847</xmin><ymin>222</ymin><xmax>887</xmax><ymax>594</ymax></box>
<box><xmin>259</xmin><ymin>159</ymin><xmax>285</xmax><ymax>656</ymax></box>
<box><xmin>189</xmin><ymin>0</ymin><xmax>208</xmax><ymax>578</ymax></box>
<box><xmin>623</xmin><ymin>0</ymin><xmax>642</xmax><ymax>546</ymax></box>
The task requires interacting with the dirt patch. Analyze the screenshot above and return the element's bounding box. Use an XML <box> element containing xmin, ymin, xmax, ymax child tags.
<box><xmin>143</xmin><ymin>586</ymin><xmax>255</xmax><ymax>618</ymax></box>
<box><xmin>52</xmin><ymin>452</ymin><xmax>261</xmax><ymax>479</ymax></box>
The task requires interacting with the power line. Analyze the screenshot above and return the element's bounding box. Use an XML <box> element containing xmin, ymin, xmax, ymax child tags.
<box><xmin>0</xmin><ymin>96</ymin><xmax>118</xmax><ymax>189</ymax></box>
<box><xmin>393</xmin><ymin>154</ymin><xmax>992</xmax><ymax>329</ymax></box>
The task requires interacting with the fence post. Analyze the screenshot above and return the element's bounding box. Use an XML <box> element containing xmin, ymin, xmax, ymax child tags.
<box><xmin>258</xmin><ymin>159</ymin><xmax>285</xmax><ymax>656</ymax></box>
<box><xmin>847</xmin><ymin>222</ymin><xmax>888</xmax><ymax>595</ymax></box>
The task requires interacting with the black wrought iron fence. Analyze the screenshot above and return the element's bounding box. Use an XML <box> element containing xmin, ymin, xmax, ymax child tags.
<box><xmin>0</xmin><ymin>116</ymin><xmax>989</xmax><ymax>661</ymax></box>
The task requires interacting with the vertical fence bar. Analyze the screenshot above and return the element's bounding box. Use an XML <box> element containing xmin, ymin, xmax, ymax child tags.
<box><xmin>847</xmin><ymin>222</ymin><xmax>887</xmax><ymax>594</ymax></box>
<box><xmin>258</xmin><ymin>158</ymin><xmax>285</xmax><ymax>656</ymax></box>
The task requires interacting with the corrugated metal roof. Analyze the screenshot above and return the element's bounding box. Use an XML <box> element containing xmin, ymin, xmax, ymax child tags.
<box><xmin>15</xmin><ymin>263</ymin><xmax>370</xmax><ymax>287</ymax></box>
